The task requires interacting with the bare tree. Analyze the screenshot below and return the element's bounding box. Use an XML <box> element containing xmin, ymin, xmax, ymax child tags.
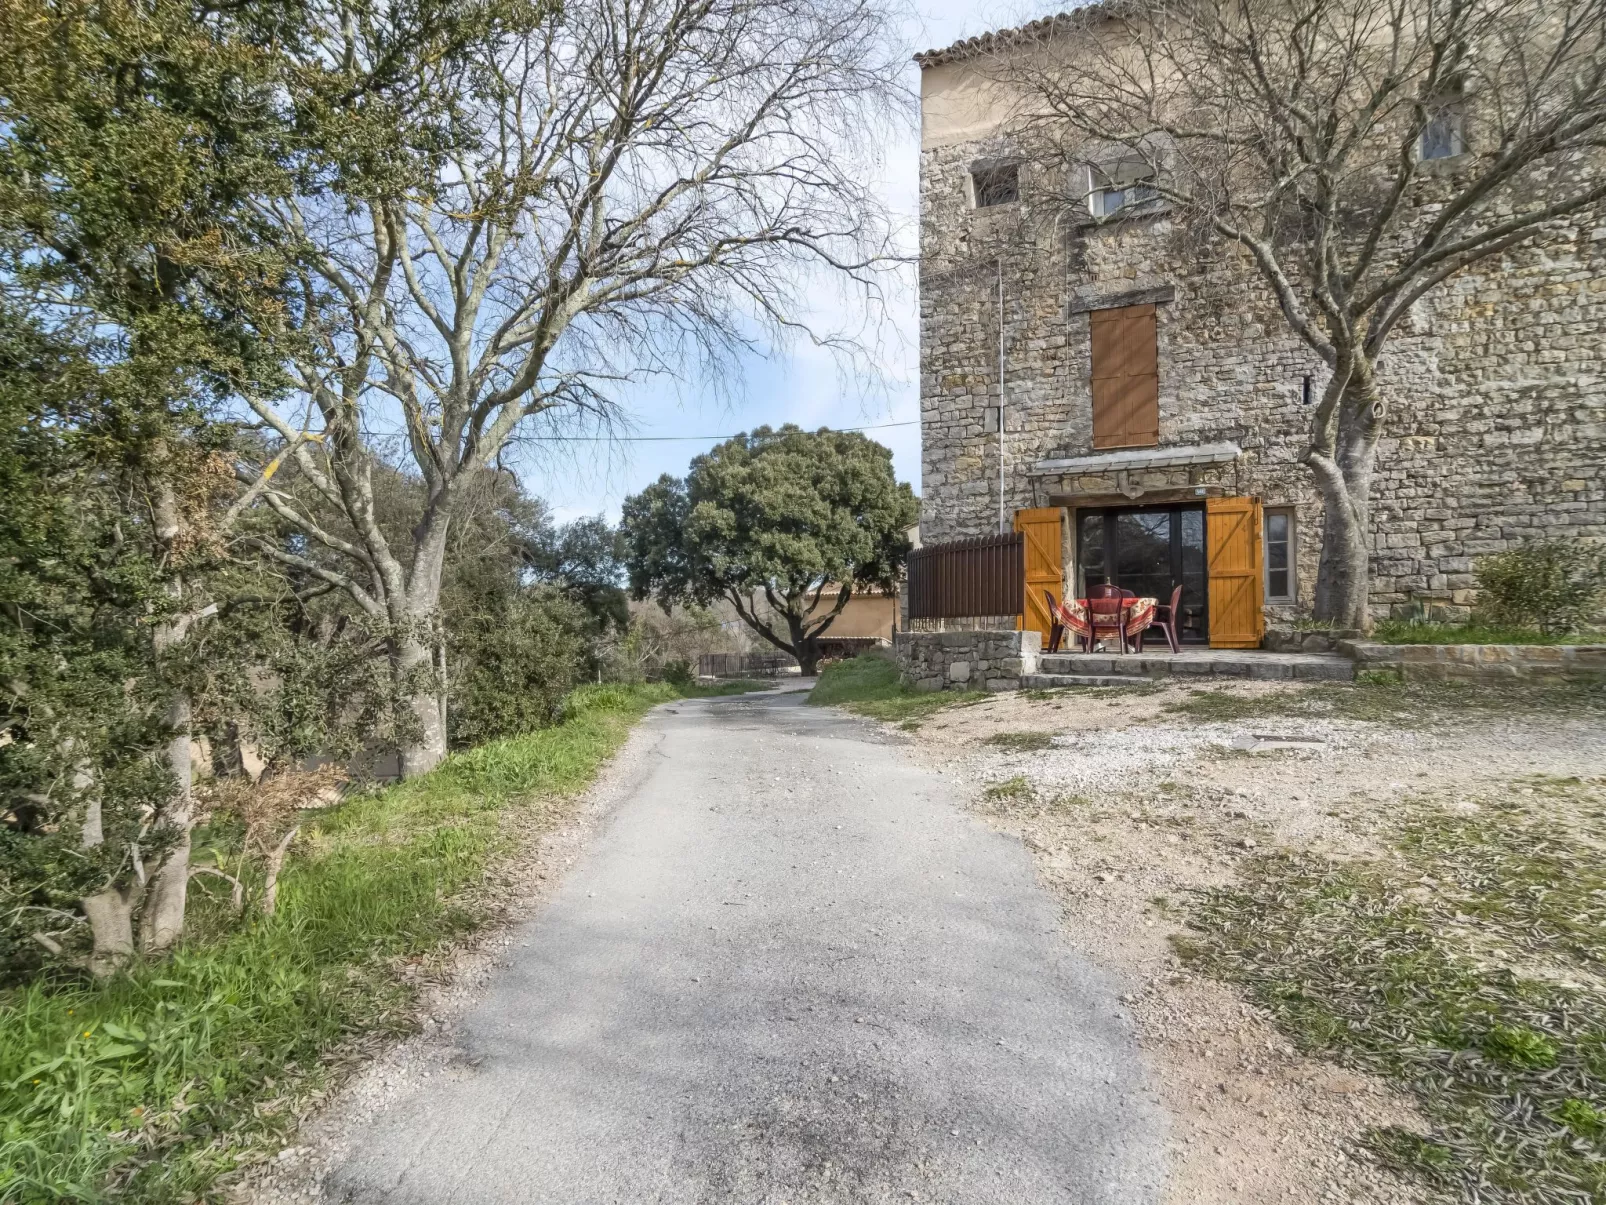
<box><xmin>242</xmin><ymin>0</ymin><xmax>906</xmax><ymax>773</ymax></box>
<box><xmin>992</xmin><ymin>0</ymin><xmax>1606</xmax><ymax>626</ymax></box>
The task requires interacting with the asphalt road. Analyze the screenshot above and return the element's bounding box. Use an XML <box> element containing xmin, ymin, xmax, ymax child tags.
<box><xmin>330</xmin><ymin>685</ymin><xmax>1167</xmax><ymax>1204</ymax></box>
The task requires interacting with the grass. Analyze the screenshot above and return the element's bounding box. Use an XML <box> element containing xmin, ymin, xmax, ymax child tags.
<box><xmin>1165</xmin><ymin>675</ymin><xmax>1606</xmax><ymax>726</ymax></box>
<box><xmin>0</xmin><ymin>681</ymin><xmax>754</xmax><ymax>1204</ymax></box>
<box><xmin>1371</xmin><ymin>618</ymin><xmax>1593</xmax><ymax>646</ymax></box>
<box><xmin>1180</xmin><ymin>777</ymin><xmax>1606</xmax><ymax>1202</ymax></box>
<box><xmin>982</xmin><ymin>775</ymin><xmax>1035</xmax><ymax>802</ymax></box>
<box><xmin>981</xmin><ymin>731</ymin><xmax>1058</xmax><ymax>751</ymax></box>
<box><xmin>807</xmin><ymin>655</ymin><xmax>988</xmax><ymax>725</ymax></box>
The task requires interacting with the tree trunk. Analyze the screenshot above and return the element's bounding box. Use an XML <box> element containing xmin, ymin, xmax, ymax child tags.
<box><xmin>82</xmin><ymin>886</ymin><xmax>138</xmax><ymax>978</ymax></box>
<box><xmin>1309</xmin><ymin>376</ymin><xmax>1385</xmax><ymax>631</ymax></box>
<box><xmin>78</xmin><ymin>789</ymin><xmax>136</xmax><ymax>978</ymax></box>
<box><xmin>797</xmin><ymin>643</ymin><xmax>821</xmax><ymax>676</ymax></box>
<box><xmin>396</xmin><ymin>631</ymin><xmax>448</xmax><ymax>777</ymax></box>
<box><xmin>397</xmin><ymin>517</ymin><xmax>451</xmax><ymax>777</ymax></box>
<box><xmin>141</xmin><ymin>692</ymin><xmax>194</xmax><ymax>952</ymax></box>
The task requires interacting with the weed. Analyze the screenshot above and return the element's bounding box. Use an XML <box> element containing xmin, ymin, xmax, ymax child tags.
<box><xmin>1165</xmin><ymin>677</ymin><xmax>1606</xmax><ymax>727</ymax></box>
<box><xmin>1371</xmin><ymin>619</ymin><xmax>1585</xmax><ymax>646</ymax></box>
<box><xmin>0</xmin><ymin>682</ymin><xmax>732</xmax><ymax>1203</ymax></box>
<box><xmin>981</xmin><ymin>731</ymin><xmax>1057</xmax><ymax>752</ymax></box>
<box><xmin>1183</xmin><ymin>778</ymin><xmax>1606</xmax><ymax>1201</ymax></box>
<box><xmin>807</xmin><ymin>656</ymin><xmax>988</xmax><ymax>723</ymax></box>
<box><xmin>983</xmin><ymin>776</ymin><xmax>1034</xmax><ymax>802</ymax></box>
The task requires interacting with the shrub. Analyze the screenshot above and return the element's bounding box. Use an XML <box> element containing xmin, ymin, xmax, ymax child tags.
<box><xmin>660</xmin><ymin>658</ymin><xmax>694</xmax><ymax>688</ymax></box>
<box><xmin>1475</xmin><ymin>540</ymin><xmax>1606</xmax><ymax>636</ymax></box>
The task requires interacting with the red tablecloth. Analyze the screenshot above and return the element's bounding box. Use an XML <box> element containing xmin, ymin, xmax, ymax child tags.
<box><xmin>1052</xmin><ymin>596</ymin><xmax>1158</xmax><ymax>643</ymax></box>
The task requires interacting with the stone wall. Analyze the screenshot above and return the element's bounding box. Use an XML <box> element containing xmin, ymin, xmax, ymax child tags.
<box><xmin>894</xmin><ymin>629</ymin><xmax>1041</xmax><ymax>691</ymax></box>
<box><xmin>1345</xmin><ymin>641</ymin><xmax>1606</xmax><ymax>680</ymax></box>
<box><xmin>918</xmin><ymin>84</ymin><xmax>1606</xmax><ymax>623</ymax></box>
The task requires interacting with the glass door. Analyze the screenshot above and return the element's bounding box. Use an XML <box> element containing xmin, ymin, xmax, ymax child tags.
<box><xmin>1076</xmin><ymin>504</ymin><xmax>1208</xmax><ymax>642</ymax></box>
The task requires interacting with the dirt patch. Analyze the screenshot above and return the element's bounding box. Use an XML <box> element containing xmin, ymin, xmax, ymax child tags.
<box><xmin>897</xmin><ymin>679</ymin><xmax>1606</xmax><ymax>1204</ymax></box>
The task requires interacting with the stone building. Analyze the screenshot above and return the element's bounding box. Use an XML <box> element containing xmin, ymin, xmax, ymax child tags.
<box><xmin>915</xmin><ymin>18</ymin><xmax>1606</xmax><ymax>644</ymax></box>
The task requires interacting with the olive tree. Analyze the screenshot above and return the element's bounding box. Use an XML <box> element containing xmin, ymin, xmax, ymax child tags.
<box><xmin>620</xmin><ymin>426</ymin><xmax>918</xmax><ymax>675</ymax></box>
<box><xmin>992</xmin><ymin>0</ymin><xmax>1606</xmax><ymax>626</ymax></box>
<box><xmin>244</xmin><ymin>0</ymin><xmax>906</xmax><ymax>774</ymax></box>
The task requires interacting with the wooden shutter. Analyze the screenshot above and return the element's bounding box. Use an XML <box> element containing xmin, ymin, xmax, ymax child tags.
<box><xmin>1090</xmin><ymin>304</ymin><xmax>1160</xmax><ymax>449</ymax></box>
<box><xmin>1206</xmin><ymin>496</ymin><xmax>1265</xmax><ymax>648</ymax></box>
<box><xmin>1014</xmin><ymin>507</ymin><xmax>1064</xmax><ymax>643</ymax></box>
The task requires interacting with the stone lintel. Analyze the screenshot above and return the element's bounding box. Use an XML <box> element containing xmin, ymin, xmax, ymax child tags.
<box><xmin>1030</xmin><ymin>441</ymin><xmax>1241</xmax><ymax>476</ymax></box>
<box><xmin>1066</xmin><ymin>284</ymin><xmax>1176</xmax><ymax>315</ymax></box>
<box><xmin>1047</xmin><ymin>486</ymin><xmax>1227</xmax><ymax>508</ymax></box>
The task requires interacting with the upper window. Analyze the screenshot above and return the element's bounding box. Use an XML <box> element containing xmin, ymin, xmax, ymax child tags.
<box><xmin>1264</xmin><ymin>508</ymin><xmax>1295</xmax><ymax>601</ymax></box>
<box><xmin>1089</xmin><ymin>304</ymin><xmax>1159</xmax><ymax>449</ymax></box>
<box><xmin>1088</xmin><ymin>162</ymin><xmax>1157</xmax><ymax>218</ymax></box>
<box><xmin>1421</xmin><ymin>100</ymin><xmax>1467</xmax><ymax>160</ymax></box>
<box><xmin>971</xmin><ymin>163</ymin><xmax>1019</xmax><ymax>208</ymax></box>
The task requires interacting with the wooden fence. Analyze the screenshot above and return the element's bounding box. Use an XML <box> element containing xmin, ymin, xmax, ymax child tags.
<box><xmin>906</xmin><ymin>532</ymin><xmax>1023</xmax><ymax>622</ymax></box>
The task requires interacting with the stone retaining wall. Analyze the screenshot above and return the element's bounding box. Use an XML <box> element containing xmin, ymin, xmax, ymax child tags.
<box><xmin>894</xmin><ymin>630</ymin><xmax>1041</xmax><ymax>691</ymax></box>
<box><xmin>1344</xmin><ymin>641</ymin><xmax>1606</xmax><ymax>679</ymax></box>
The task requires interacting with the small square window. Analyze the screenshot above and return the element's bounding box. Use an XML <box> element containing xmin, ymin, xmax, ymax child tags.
<box><xmin>1264</xmin><ymin>508</ymin><xmax>1295</xmax><ymax>601</ymax></box>
<box><xmin>1421</xmin><ymin>102</ymin><xmax>1466</xmax><ymax>160</ymax></box>
<box><xmin>971</xmin><ymin>164</ymin><xmax>1019</xmax><ymax>208</ymax></box>
<box><xmin>1088</xmin><ymin>163</ymin><xmax>1157</xmax><ymax>218</ymax></box>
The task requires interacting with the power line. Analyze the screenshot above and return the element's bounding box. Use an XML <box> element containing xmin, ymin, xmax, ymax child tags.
<box><xmin>533</xmin><ymin>419</ymin><xmax>919</xmax><ymax>442</ymax></box>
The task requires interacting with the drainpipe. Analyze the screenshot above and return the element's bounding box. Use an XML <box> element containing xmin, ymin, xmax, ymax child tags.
<box><xmin>998</xmin><ymin>255</ymin><xmax>1006</xmax><ymax>533</ymax></box>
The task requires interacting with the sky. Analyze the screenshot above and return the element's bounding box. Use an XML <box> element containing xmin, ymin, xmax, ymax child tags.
<box><xmin>530</xmin><ymin>0</ymin><xmax>1026</xmax><ymax>525</ymax></box>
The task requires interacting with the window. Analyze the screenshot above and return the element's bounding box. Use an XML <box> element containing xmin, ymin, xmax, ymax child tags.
<box><xmin>1264</xmin><ymin>508</ymin><xmax>1295</xmax><ymax>601</ymax></box>
<box><xmin>1089</xmin><ymin>304</ymin><xmax>1159</xmax><ymax>449</ymax></box>
<box><xmin>1421</xmin><ymin>100</ymin><xmax>1466</xmax><ymax>160</ymax></box>
<box><xmin>971</xmin><ymin>163</ymin><xmax>1019</xmax><ymax>208</ymax></box>
<box><xmin>1088</xmin><ymin>162</ymin><xmax>1158</xmax><ymax>218</ymax></box>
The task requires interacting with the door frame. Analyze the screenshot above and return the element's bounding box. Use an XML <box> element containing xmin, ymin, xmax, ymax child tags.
<box><xmin>1073</xmin><ymin>501</ymin><xmax>1209</xmax><ymax>643</ymax></box>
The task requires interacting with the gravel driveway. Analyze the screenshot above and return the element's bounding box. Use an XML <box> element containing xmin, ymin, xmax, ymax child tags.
<box><xmin>327</xmin><ymin>686</ymin><xmax>1166</xmax><ymax>1204</ymax></box>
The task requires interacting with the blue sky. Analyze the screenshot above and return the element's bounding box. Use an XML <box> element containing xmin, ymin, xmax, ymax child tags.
<box><xmin>531</xmin><ymin>0</ymin><xmax>1024</xmax><ymax>524</ymax></box>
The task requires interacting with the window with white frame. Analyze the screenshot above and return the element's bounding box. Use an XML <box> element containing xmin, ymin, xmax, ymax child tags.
<box><xmin>1087</xmin><ymin>161</ymin><xmax>1158</xmax><ymax>218</ymax></box>
<box><xmin>1420</xmin><ymin>99</ymin><xmax>1467</xmax><ymax>160</ymax></box>
<box><xmin>1264</xmin><ymin>508</ymin><xmax>1296</xmax><ymax>602</ymax></box>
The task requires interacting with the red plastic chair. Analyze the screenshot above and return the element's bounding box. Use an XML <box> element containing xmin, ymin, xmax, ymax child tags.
<box><xmin>1043</xmin><ymin>589</ymin><xmax>1066</xmax><ymax>653</ymax></box>
<box><xmin>1087</xmin><ymin>594</ymin><xmax>1130</xmax><ymax>654</ymax></box>
<box><xmin>1138</xmin><ymin>584</ymin><xmax>1184</xmax><ymax>654</ymax></box>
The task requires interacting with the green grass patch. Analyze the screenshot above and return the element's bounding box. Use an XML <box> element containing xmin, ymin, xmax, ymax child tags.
<box><xmin>981</xmin><ymin>731</ymin><xmax>1058</xmax><ymax>752</ymax></box>
<box><xmin>1181</xmin><ymin>778</ymin><xmax>1606</xmax><ymax>1201</ymax></box>
<box><xmin>982</xmin><ymin>775</ymin><xmax>1035</xmax><ymax>802</ymax></box>
<box><xmin>1371</xmin><ymin>619</ymin><xmax>1593</xmax><ymax>646</ymax></box>
<box><xmin>807</xmin><ymin>656</ymin><xmax>987</xmax><ymax>724</ymax></box>
<box><xmin>0</xmin><ymin>681</ymin><xmax>736</xmax><ymax>1204</ymax></box>
<box><xmin>1165</xmin><ymin>676</ymin><xmax>1606</xmax><ymax>726</ymax></box>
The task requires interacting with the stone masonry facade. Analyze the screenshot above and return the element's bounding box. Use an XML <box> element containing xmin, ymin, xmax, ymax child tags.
<box><xmin>893</xmin><ymin>630</ymin><xmax>1042</xmax><ymax>691</ymax></box>
<box><xmin>918</xmin><ymin>60</ymin><xmax>1606</xmax><ymax>621</ymax></box>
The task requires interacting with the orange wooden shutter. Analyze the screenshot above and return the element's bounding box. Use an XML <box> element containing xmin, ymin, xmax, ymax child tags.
<box><xmin>1206</xmin><ymin>496</ymin><xmax>1265</xmax><ymax>648</ymax></box>
<box><xmin>1090</xmin><ymin>304</ymin><xmax>1159</xmax><ymax>449</ymax></box>
<box><xmin>1014</xmin><ymin>507</ymin><xmax>1064</xmax><ymax>643</ymax></box>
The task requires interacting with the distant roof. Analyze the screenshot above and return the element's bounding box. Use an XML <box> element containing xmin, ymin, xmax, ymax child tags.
<box><xmin>914</xmin><ymin>11</ymin><xmax>1072</xmax><ymax>68</ymax></box>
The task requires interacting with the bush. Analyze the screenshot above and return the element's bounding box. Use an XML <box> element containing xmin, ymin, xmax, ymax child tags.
<box><xmin>1475</xmin><ymin>540</ymin><xmax>1606</xmax><ymax>636</ymax></box>
<box><xmin>660</xmin><ymin>658</ymin><xmax>694</xmax><ymax>687</ymax></box>
<box><xmin>447</xmin><ymin>586</ymin><xmax>594</xmax><ymax>748</ymax></box>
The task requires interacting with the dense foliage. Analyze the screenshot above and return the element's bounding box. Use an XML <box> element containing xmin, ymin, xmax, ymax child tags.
<box><xmin>620</xmin><ymin>426</ymin><xmax>918</xmax><ymax>674</ymax></box>
<box><xmin>1476</xmin><ymin>540</ymin><xmax>1606</xmax><ymax>636</ymax></box>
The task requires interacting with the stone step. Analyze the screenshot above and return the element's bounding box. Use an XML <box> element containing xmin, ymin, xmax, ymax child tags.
<box><xmin>1022</xmin><ymin>673</ymin><xmax>1156</xmax><ymax>689</ymax></box>
<box><xmin>1036</xmin><ymin>651</ymin><xmax>1353</xmax><ymax>681</ymax></box>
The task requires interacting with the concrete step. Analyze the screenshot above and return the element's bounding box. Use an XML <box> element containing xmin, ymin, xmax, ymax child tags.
<box><xmin>1036</xmin><ymin>651</ymin><xmax>1354</xmax><ymax>681</ymax></box>
<box><xmin>1022</xmin><ymin>673</ymin><xmax>1156</xmax><ymax>689</ymax></box>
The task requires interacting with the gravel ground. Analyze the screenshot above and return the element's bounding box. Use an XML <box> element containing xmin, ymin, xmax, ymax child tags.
<box><xmin>899</xmin><ymin>678</ymin><xmax>1606</xmax><ymax>1205</ymax></box>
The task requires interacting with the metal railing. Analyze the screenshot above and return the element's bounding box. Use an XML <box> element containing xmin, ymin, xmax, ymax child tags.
<box><xmin>906</xmin><ymin>532</ymin><xmax>1023</xmax><ymax>623</ymax></box>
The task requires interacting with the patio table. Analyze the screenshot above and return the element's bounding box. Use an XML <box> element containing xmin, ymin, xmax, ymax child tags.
<box><xmin>1052</xmin><ymin>596</ymin><xmax>1158</xmax><ymax>650</ymax></box>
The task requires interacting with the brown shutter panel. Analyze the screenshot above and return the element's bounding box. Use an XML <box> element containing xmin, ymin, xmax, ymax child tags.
<box><xmin>1090</xmin><ymin>304</ymin><xmax>1159</xmax><ymax>449</ymax></box>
